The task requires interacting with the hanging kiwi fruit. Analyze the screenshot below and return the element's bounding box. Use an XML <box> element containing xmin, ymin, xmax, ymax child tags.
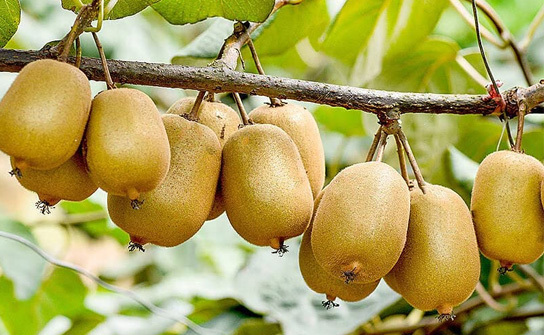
<box><xmin>0</xmin><ymin>59</ymin><xmax>91</xmax><ymax>173</ymax></box>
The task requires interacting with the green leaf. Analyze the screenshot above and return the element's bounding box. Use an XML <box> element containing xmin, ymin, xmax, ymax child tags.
<box><xmin>172</xmin><ymin>19</ymin><xmax>233</xmax><ymax>63</ymax></box>
<box><xmin>0</xmin><ymin>218</ymin><xmax>46</xmax><ymax>300</ymax></box>
<box><xmin>523</xmin><ymin>129</ymin><xmax>544</xmax><ymax>161</ymax></box>
<box><xmin>454</xmin><ymin>116</ymin><xmax>509</xmax><ymax>163</ymax></box>
<box><xmin>62</xmin><ymin>0</ymin><xmax>160</xmax><ymax>20</ymax></box>
<box><xmin>0</xmin><ymin>0</ymin><xmax>21</xmax><ymax>47</ymax></box>
<box><xmin>368</xmin><ymin>38</ymin><xmax>486</xmax><ymax>94</ymax></box>
<box><xmin>321</xmin><ymin>0</ymin><xmax>448</xmax><ymax>83</ymax></box>
<box><xmin>0</xmin><ymin>268</ymin><xmax>89</xmax><ymax>335</ymax></box>
<box><xmin>313</xmin><ymin>106</ymin><xmax>366</xmax><ymax>137</ymax></box>
<box><xmin>251</xmin><ymin>0</ymin><xmax>329</xmax><ymax>56</ymax></box>
<box><xmin>153</xmin><ymin>0</ymin><xmax>275</xmax><ymax>25</ymax></box>
<box><xmin>107</xmin><ymin>0</ymin><xmax>161</xmax><ymax>20</ymax></box>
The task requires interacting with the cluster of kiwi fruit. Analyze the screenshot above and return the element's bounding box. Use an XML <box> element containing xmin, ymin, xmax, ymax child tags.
<box><xmin>2</xmin><ymin>58</ymin><xmax>544</xmax><ymax>321</ymax></box>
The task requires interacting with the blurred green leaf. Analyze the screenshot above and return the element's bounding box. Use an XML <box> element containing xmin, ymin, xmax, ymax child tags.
<box><xmin>321</xmin><ymin>0</ymin><xmax>448</xmax><ymax>84</ymax></box>
<box><xmin>368</xmin><ymin>38</ymin><xmax>486</xmax><ymax>94</ymax></box>
<box><xmin>314</xmin><ymin>106</ymin><xmax>366</xmax><ymax>137</ymax></box>
<box><xmin>234</xmin><ymin>244</ymin><xmax>400</xmax><ymax>335</ymax></box>
<box><xmin>454</xmin><ymin>116</ymin><xmax>509</xmax><ymax>163</ymax></box>
<box><xmin>234</xmin><ymin>318</ymin><xmax>281</xmax><ymax>335</ymax></box>
<box><xmin>60</xmin><ymin>200</ymin><xmax>128</xmax><ymax>244</ymax></box>
<box><xmin>0</xmin><ymin>0</ymin><xmax>20</xmax><ymax>47</ymax></box>
<box><xmin>0</xmin><ymin>268</ymin><xmax>89</xmax><ymax>335</ymax></box>
<box><xmin>153</xmin><ymin>0</ymin><xmax>275</xmax><ymax>25</ymax></box>
<box><xmin>523</xmin><ymin>130</ymin><xmax>544</xmax><ymax>161</ymax></box>
<box><xmin>448</xmin><ymin>146</ymin><xmax>479</xmax><ymax>191</ymax></box>
<box><xmin>0</xmin><ymin>218</ymin><xmax>46</xmax><ymax>300</ymax></box>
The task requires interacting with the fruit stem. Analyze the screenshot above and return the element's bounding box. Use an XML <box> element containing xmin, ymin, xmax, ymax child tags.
<box><xmin>397</xmin><ymin>130</ymin><xmax>427</xmax><ymax>194</ymax></box>
<box><xmin>233</xmin><ymin>92</ymin><xmax>251</xmax><ymax>125</ymax></box>
<box><xmin>188</xmin><ymin>91</ymin><xmax>207</xmax><ymax>120</ymax></box>
<box><xmin>8</xmin><ymin>168</ymin><xmax>22</xmax><ymax>178</ymax></box>
<box><xmin>394</xmin><ymin>133</ymin><xmax>411</xmax><ymax>188</ymax></box>
<box><xmin>513</xmin><ymin>103</ymin><xmax>526</xmax><ymax>152</ymax></box>
<box><xmin>75</xmin><ymin>37</ymin><xmax>82</xmax><ymax>68</ymax></box>
<box><xmin>366</xmin><ymin>126</ymin><xmax>383</xmax><ymax>162</ymax></box>
<box><xmin>52</xmin><ymin>0</ymin><xmax>102</xmax><ymax>63</ymax></box>
<box><xmin>246</xmin><ymin>37</ymin><xmax>283</xmax><ymax>107</ymax></box>
<box><xmin>374</xmin><ymin>131</ymin><xmax>388</xmax><ymax>162</ymax></box>
<box><xmin>92</xmin><ymin>32</ymin><xmax>115</xmax><ymax>90</ymax></box>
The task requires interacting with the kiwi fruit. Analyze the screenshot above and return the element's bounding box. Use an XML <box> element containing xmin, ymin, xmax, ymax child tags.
<box><xmin>221</xmin><ymin>124</ymin><xmax>313</xmax><ymax>252</ymax></box>
<box><xmin>168</xmin><ymin>97</ymin><xmax>240</xmax><ymax>220</ymax></box>
<box><xmin>107</xmin><ymin>114</ymin><xmax>221</xmax><ymax>248</ymax></box>
<box><xmin>471</xmin><ymin>150</ymin><xmax>544</xmax><ymax>270</ymax></box>
<box><xmin>311</xmin><ymin>162</ymin><xmax>410</xmax><ymax>284</ymax></box>
<box><xmin>84</xmin><ymin>88</ymin><xmax>170</xmax><ymax>207</ymax></box>
<box><xmin>299</xmin><ymin>191</ymin><xmax>379</xmax><ymax>308</ymax></box>
<box><xmin>0</xmin><ymin>59</ymin><xmax>91</xmax><ymax>171</ymax></box>
<box><xmin>385</xmin><ymin>184</ymin><xmax>480</xmax><ymax>319</ymax></box>
<box><xmin>250</xmin><ymin>103</ymin><xmax>325</xmax><ymax>198</ymax></box>
<box><xmin>10</xmin><ymin>151</ymin><xmax>97</xmax><ymax>214</ymax></box>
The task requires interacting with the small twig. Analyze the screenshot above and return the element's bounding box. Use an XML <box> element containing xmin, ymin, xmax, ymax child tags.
<box><xmin>188</xmin><ymin>91</ymin><xmax>207</xmax><ymax>120</ymax></box>
<box><xmin>471</xmin><ymin>0</ymin><xmax>501</xmax><ymax>104</ymax></box>
<box><xmin>449</xmin><ymin>0</ymin><xmax>504</xmax><ymax>47</ymax></box>
<box><xmin>520</xmin><ymin>3</ymin><xmax>544</xmax><ymax>51</ymax></box>
<box><xmin>518</xmin><ymin>264</ymin><xmax>544</xmax><ymax>293</ymax></box>
<box><xmin>75</xmin><ymin>37</ymin><xmax>82</xmax><ymax>68</ymax></box>
<box><xmin>397</xmin><ymin>130</ymin><xmax>426</xmax><ymax>193</ymax></box>
<box><xmin>246</xmin><ymin>36</ymin><xmax>282</xmax><ymax>106</ymax></box>
<box><xmin>374</xmin><ymin>131</ymin><xmax>388</xmax><ymax>162</ymax></box>
<box><xmin>475</xmin><ymin>281</ymin><xmax>510</xmax><ymax>312</ymax></box>
<box><xmin>471</xmin><ymin>0</ymin><xmax>515</xmax><ymax>148</ymax></box>
<box><xmin>233</xmin><ymin>92</ymin><xmax>251</xmax><ymax>126</ymax></box>
<box><xmin>366</xmin><ymin>126</ymin><xmax>383</xmax><ymax>162</ymax></box>
<box><xmin>51</xmin><ymin>0</ymin><xmax>101</xmax><ymax>62</ymax></box>
<box><xmin>394</xmin><ymin>133</ymin><xmax>410</xmax><ymax>187</ymax></box>
<box><xmin>455</xmin><ymin>55</ymin><xmax>488</xmax><ymax>87</ymax></box>
<box><xmin>92</xmin><ymin>32</ymin><xmax>115</xmax><ymax>90</ymax></box>
<box><xmin>0</xmin><ymin>231</ymin><xmax>217</xmax><ymax>335</ymax></box>
<box><xmin>513</xmin><ymin>103</ymin><xmax>526</xmax><ymax>152</ymax></box>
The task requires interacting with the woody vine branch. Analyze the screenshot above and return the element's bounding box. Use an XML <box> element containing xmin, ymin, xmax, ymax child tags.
<box><xmin>0</xmin><ymin>0</ymin><xmax>543</xmax><ymax>118</ymax></box>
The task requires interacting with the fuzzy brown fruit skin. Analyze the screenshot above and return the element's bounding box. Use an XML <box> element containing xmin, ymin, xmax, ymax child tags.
<box><xmin>0</xmin><ymin>59</ymin><xmax>91</xmax><ymax>170</ymax></box>
<box><xmin>300</xmin><ymin>217</ymin><xmax>379</xmax><ymax>303</ymax></box>
<box><xmin>250</xmin><ymin>103</ymin><xmax>325</xmax><ymax>199</ymax></box>
<box><xmin>221</xmin><ymin>124</ymin><xmax>313</xmax><ymax>249</ymax></box>
<box><xmin>107</xmin><ymin>115</ymin><xmax>221</xmax><ymax>247</ymax></box>
<box><xmin>167</xmin><ymin>97</ymin><xmax>240</xmax><ymax>220</ymax></box>
<box><xmin>85</xmin><ymin>88</ymin><xmax>170</xmax><ymax>200</ymax></box>
<box><xmin>311</xmin><ymin>162</ymin><xmax>410</xmax><ymax>284</ymax></box>
<box><xmin>471</xmin><ymin>150</ymin><xmax>544</xmax><ymax>266</ymax></box>
<box><xmin>10</xmin><ymin>151</ymin><xmax>97</xmax><ymax>206</ymax></box>
<box><xmin>385</xmin><ymin>184</ymin><xmax>480</xmax><ymax>316</ymax></box>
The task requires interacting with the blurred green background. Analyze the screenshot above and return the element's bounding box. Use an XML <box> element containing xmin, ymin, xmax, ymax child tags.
<box><xmin>0</xmin><ymin>0</ymin><xmax>544</xmax><ymax>334</ymax></box>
